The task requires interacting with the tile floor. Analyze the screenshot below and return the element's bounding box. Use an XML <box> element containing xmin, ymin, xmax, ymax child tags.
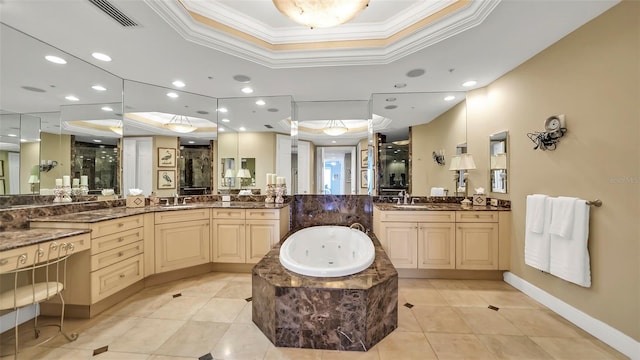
<box><xmin>0</xmin><ymin>272</ymin><xmax>627</xmax><ymax>360</ymax></box>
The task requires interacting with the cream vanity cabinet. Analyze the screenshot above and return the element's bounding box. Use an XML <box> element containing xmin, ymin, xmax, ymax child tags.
<box><xmin>154</xmin><ymin>208</ymin><xmax>210</xmax><ymax>273</ymax></box>
<box><xmin>373</xmin><ymin>208</ymin><xmax>510</xmax><ymax>270</ymax></box>
<box><xmin>30</xmin><ymin>215</ymin><xmax>145</xmax><ymax>306</ymax></box>
<box><xmin>211</xmin><ymin>207</ymin><xmax>289</xmax><ymax>264</ymax></box>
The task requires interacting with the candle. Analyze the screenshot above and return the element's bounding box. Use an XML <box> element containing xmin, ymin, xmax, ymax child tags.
<box><xmin>81</xmin><ymin>175</ymin><xmax>88</xmax><ymax>186</ymax></box>
<box><xmin>276</xmin><ymin>177</ymin><xmax>284</xmax><ymax>185</ymax></box>
<box><xmin>266</xmin><ymin>173</ymin><xmax>272</xmax><ymax>185</ymax></box>
<box><xmin>55</xmin><ymin>178</ymin><xmax>63</xmax><ymax>186</ymax></box>
<box><xmin>72</xmin><ymin>178</ymin><xmax>79</xmax><ymax>186</ymax></box>
<box><xmin>63</xmin><ymin>175</ymin><xmax>70</xmax><ymax>186</ymax></box>
<box><xmin>271</xmin><ymin>174</ymin><xmax>277</xmax><ymax>185</ymax></box>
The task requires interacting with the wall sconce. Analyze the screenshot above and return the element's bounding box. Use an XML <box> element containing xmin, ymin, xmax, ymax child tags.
<box><xmin>527</xmin><ymin>115</ymin><xmax>567</xmax><ymax>150</ymax></box>
<box><xmin>39</xmin><ymin>160</ymin><xmax>58</xmax><ymax>172</ymax></box>
<box><xmin>432</xmin><ymin>150</ymin><xmax>445</xmax><ymax>166</ymax></box>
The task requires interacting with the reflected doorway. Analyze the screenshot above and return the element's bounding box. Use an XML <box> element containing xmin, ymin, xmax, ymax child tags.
<box><xmin>316</xmin><ymin>146</ymin><xmax>356</xmax><ymax>194</ymax></box>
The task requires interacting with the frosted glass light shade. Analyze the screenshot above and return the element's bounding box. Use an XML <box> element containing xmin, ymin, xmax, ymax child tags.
<box><xmin>322</xmin><ymin>120</ymin><xmax>348</xmax><ymax>136</ymax></box>
<box><xmin>164</xmin><ymin>115</ymin><xmax>196</xmax><ymax>133</ymax></box>
<box><xmin>272</xmin><ymin>0</ymin><xmax>369</xmax><ymax>28</ymax></box>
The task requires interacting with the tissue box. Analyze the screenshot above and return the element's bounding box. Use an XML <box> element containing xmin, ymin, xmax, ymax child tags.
<box><xmin>126</xmin><ymin>195</ymin><xmax>146</xmax><ymax>208</ymax></box>
<box><xmin>472</xmin><ymin>194</ymin><xmax>487</xmax><ymax>206</ymax></box>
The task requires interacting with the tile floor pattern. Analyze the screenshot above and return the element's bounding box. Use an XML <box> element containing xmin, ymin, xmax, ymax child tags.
<box><xmin>0</xmin><ymin>273</ymin><xmax>627</xmax><ymax>360</ymax></box>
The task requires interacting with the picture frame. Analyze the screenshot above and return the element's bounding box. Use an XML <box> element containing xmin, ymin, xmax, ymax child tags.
<box><xmin>158</xmin><ymin>148</ymin><xmax>176</xmax><ymax>167</ymax></box>
<box><xmin>0</xmin><ymin>160</ymin><xmax>4</xmax><ymax>177</ymax></box>
<box><xmin>360</xmin><ymin>150</ymin><xmax>368</xmax><ymax>168</ymax></box>
<box><xmin>360</xmin><ymin>170</ymin><xmax>368</xmax><ymax>188</ymax></box>
<box><xmin>0</xmin><ymin>179</ymin><xmax>5</xmax><ymax>195</ymax></box>
<box><xmin>158</xmin><ymin>170</ymin><xmax>176</xmax><ymax>189</ymax></box>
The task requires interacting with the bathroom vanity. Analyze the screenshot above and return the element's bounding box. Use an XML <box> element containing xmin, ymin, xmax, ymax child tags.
<box><xmin>373</xmin><ymin>203</ymin><xmax>511</xmax><ymax>274</ymax></box>
<box><xmin>14</xmin><ymin>202</ymin><xmax>290</xmax><ymax>318</ymax></box>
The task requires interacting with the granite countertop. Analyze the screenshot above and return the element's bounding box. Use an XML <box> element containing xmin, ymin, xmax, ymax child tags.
<box><xmin>374</xmin><ymin>202</ymin><xmax>510</xmax><ymax>211</ymax></box>
<box><xmin>0</xmin><ymin>229</ymin><xmax>91</xmax><ymax>251</ymax></box>
<box><xmin>253</xmin><ymin>231</ymin><xmax>397</xmax><ymax>290</ymax></box>
<box><xmin>29</xmin><ymin>201</ymin><xmax>289</xmax><ymax>223</ymax></box>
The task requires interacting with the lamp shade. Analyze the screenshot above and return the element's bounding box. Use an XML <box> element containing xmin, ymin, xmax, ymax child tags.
<box><xmin>449</xmin><ymin>155</ymin><xmax>461</xmax><ymax>171</ymax></box>
<box><xmin>272</xmin><ymin>0</ymin><xmax>369</xmax><ymax>28</ymax></box>
<box><xmin>458</xmin><ymin>154</ymin><xmax>477</xmax><ymax>170</ymax></box>
<box><xmin>490</xmin><ymin>153</ymin><xmax>507</xmax><ymax>170</ymax></box>
<box><xmin>224</xmin><ymin>169</ymin><xmax>235</xmax><ymax>178</ymax></box>
<box><xmin>322</xmin><ymin>120</ymin><xmax>348</xmax><ymax>136</ymax></box>
<box><xmin>237</xmin><ymin>169</ymin><xmax>251</xmax><ymax>178</ymax></box>
<box><xmin>28</xmin><ymin>175</ymin><xmax>40</xmax><ymax>184</ymax></box>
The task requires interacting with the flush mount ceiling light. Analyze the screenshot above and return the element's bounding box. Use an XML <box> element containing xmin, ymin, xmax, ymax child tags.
<box><xmin>323</xmin><ymin>119</ymin><xmax>348</xmax><ymax>136</ymax></box>
<box><xmin>164</xmin><ymin>115</ymin><xmax>196</xmax><ymax>133</ymax></box>
<box><xmin>272</xmin><ymin>0</ymin><xmax>369</xmax><ymax>28</ymax></box>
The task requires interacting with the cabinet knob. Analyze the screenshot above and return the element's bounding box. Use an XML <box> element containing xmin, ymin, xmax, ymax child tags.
<box><xmin>118</xmin><ymin>252</ymin><xmax>124</xmax><ymax>257</ymax></box>
<box><xmin>119</xmin><ymin>274</ymin><xmax>125</xmax><ymax>278</ymax></box>
<box><xmin>118</xmin><ymin>237</ymin><xmax>124</xmax><ymax>242</ymax></box>
<box><xmin>118</xmin><ymin>223</ymin><xmax>124</xmax><ymax>227</ymax></box>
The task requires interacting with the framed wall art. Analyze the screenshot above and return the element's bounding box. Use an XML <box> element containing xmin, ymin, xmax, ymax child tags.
<box><xmin>360</xmin><ymin>150</ymin><xmax>368</xmax><ymax>168</ymax></box>
<box><xmin>360</xmin><ymin>170</ymin><xmax>368</xmax><ymax>189</ymax></box>
<box><xmin>158</xmin><ymin>148</ymin><xmax>176</xmax><ymax>167</ymax></box>
<box><xmin>158</xmin><ymin>170</ymin><xmax>176</xmax><ymax>189</ymax></box>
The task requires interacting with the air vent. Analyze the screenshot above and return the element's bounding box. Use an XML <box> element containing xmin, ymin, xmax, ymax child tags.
<box><xmin>264</xmin><ymin>124</ymin><xmax>273</xmax><ymax>129</ymax></box>
<box><xmin>88</xmin><ymin>0</ymin><xmax>139</xmax><ymax>27</ymax></box>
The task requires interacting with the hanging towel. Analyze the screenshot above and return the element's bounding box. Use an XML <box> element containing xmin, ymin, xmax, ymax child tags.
<box><xmin>549</xmin><ymin>196</ymin><xmax>577</xmax><ymax>238</ymax></box>
<box><xmin>549</xmin><ymin>199</ymin><xmax>591</xmax><ymax>287</ymax></box>
<box><xmin>430</xmin><ymin>187</ymin><xmax>445</xmax><ymax>196</ymax></box>
<box><xmin>525</xmin><ymin>195</ymin><xmax>551</xmax><ymax>271</ymax></box>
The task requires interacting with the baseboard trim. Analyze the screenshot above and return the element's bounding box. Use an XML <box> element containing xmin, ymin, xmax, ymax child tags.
<box><xmin>503</xmin><ymin>272</ymin><xmax>639</xmax><ymax>360</ymax></box>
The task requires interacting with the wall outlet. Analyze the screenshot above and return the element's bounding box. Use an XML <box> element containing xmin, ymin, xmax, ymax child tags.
<box><xmin>222</xmin><ymin>195</ymin><xmax>231</xmax><ymax>202</ymax></box>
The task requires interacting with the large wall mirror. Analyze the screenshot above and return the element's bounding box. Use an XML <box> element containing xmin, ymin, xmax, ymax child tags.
<box><xmin>0</xmin><ymin>23</ymin><xmax>123</xmax><ymax>199</ymax></box>
<box><xmin>215</xmin><ymin>96</ymin><xmax>292</xmax><ymax>194</ymax></box>
<box><xmin>122</xmin><ymin>80</ymin><xmax>217</xmax><ymax>197</ymax></box>
<box><xmin>371</xmin><ymin>92</ymin><xmax>467</xmax><ymax>197</ymax></box>
<box><xmin>489</xmin><ymin>131</ymin><xmax>508</xmax><ymax>194</ymax></box>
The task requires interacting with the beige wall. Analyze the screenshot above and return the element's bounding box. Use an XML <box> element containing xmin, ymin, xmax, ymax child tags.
<box><xmin>238</xmin><ymin>132</ymin><xmax>276</xmax><ymax>190</ymax></box>
<box><xmin>463</xmin><ymin>2</ymin><xmax>638</xmax><ymax>341</ymax></box>
<box><xmin>411</xmin><ymin>101</ymin><xmax>467</xmax><ymax>196</ymax></box>
<box><xmin>37</xmin><ymin>132</ymin><xmax>72</xmax><ymax>192</ymax></box>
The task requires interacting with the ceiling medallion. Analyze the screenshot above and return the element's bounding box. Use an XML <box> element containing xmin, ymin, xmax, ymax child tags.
<box><xmin>272</xmin><ymin>0</ymin><xmax>369</xmax><ymax>28</ymax></box>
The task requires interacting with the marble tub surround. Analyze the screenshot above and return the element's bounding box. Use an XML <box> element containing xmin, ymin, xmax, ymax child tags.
<box><xmin>252</xmin><ymin>231</ymin><xmax>398</xmax><ymax>351</ymax></box>
<box><xmin>291</xmin><ymin>195</ymin><xmax>373</xmax><ymax>231</ymax></box>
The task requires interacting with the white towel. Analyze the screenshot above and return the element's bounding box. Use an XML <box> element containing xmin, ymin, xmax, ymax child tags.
<box><xmin>526</xmin><ymin>194</ymin><xmax>548</xmax><ymax>233</ymax></box>
<box><xmin>549</xmin><ymin>199</ymin><xmax>591</xmax><ymax>287</ymax></box>
<box><xmin>525</xmin><ymin>195</ymin><xmax>551</xmax><ymax>272</ymax></box>
<box><xmin>430</xmin><ymin>187</ymin><xmax>445</xmax><ymax>196</ymax></box>
<box><xmin>549</xmin><ymin>197</ymin><xmax>577</xmax><ymax>238</ymax></box>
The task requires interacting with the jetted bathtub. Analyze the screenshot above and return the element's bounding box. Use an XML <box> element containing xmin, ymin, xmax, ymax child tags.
<box><xmin>279</xmin><ymin>225</ymin><xmax>375</xmax><ymax>277</ymax></box>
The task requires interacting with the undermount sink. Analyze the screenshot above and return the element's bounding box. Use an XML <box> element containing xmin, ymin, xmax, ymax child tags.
<box><xmin>393</xmin><ymin>204</ymin><xmax>427</xmax><ymax>209</ymax></box>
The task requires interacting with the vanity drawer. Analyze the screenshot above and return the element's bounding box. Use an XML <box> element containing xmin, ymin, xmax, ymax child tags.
<box><xmin>246</xmin><ymin>209</ymin><xmax>278</xmax><ymax>220</ymax></box>
<box><xmin>155</xmin><ymin>208</ymin><xmax>210</xmax><ymax>224</ymax></box>
<box><xmin>90</xmin><ymin>215</ymin><xmax>144</xmax><ymax>238</ymax></box>
<box><xmin>455</xmin><ymin>211</ymin><xmax>499</xmax><ymax>223</ymax></box>
<box><xmin>212</xmin><ymin>209</ymin><xmax>246</xmax><ymax>220</ymax></box>
<box><xmin>91</xmin><ymin>254</ymin><xmax>143</xmax><ymax>302</ymax></box>
<box><xmin>379</xmin><ymin>211</ymin><xmax>455</xmax><ymax>223</ymax></box>
<box><xmin>0</xmin><ymin>233</ymin><xmax>90</xmax><ymax>273</ymax></box>
<box><xmin>91</xmin><ymin>227</ymin><xmax>143</xmax><ymax>255</ymax></box>
<box><xmin>91</xmin><ymin>240</ymin><xmax>143</xmax><ymax>271</ymax></box>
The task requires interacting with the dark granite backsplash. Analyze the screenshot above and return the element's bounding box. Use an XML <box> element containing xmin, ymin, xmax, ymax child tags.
<box><xmin>291</xmin><ymin>195</ymin><xmax>373</xmax><ymax>231</ymax></box>
<box><xmin>374</xmin><ymin>195</ymin><xmax>511</xmax><ymax>208</ymax></box>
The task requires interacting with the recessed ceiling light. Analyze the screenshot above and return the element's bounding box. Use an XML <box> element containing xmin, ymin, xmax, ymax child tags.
<box><xmin>394</xmin><ymin>83</ymin><xmax>407</xmax><ymax>88</ymax></box>
<box><xmin>255</xmin><ymin>100</ymin><xmax>266</xmax><ymax>106</ymax></box>
<box><xmin>187</xmin><ymin>141</ymin><xmax>195</xmax><ymax>144</ymax></box>
<box><xmin>65</xmin><ymin>95</ymin><xmax>79</xmax><ymax>101</ymax></box>
<box><xmin>92</xmin><ymin>52</ymin><xmax>112</xmax><ymax>62</ymax></box>
<box><xmin>239</xmin><ymin>127</ymin><xmax>246</xmax><ymax>131</ymax></box>
<box><xmin>218</xmin><ymin>127</ymin><xmax>225</xmax><ymax>132</ymax></box>
<box><xmin>45</xmin><ymin>55</ymin><xmax>67</xmax><ymax>64</ymax></box>
<box><xmin>331</xmin><ymin>140</ymin><xmax>336</xmax><ymax>144</ymax></box>
<box><xmin>7</xmin><ymin>134</ymin><xmax>17</xmax><ymax>137</ymax></box>
<box><xmin>93</xmin><ymin>139</ymin><xmax>102</xmax><ymax>143</ymax></box>
<box><xmin>166</xmin><ymin>92</ymin><xmax>179</xmax><ymax>98</ymax></box>
<box><xmin>406</xmin><ymin>69</ymin><xmax>425</xmax><ymax>78</ymax></box>
<box><xmin>241</xmin><ymin>87</ymin><xmax>254</xmax><ymax>94</ymax></box>
<box><xmin>218</xmin><ymin>107</ymin><xmax>228</xmax><ymax>113</ymax></box>
<box><xmin>462</xmin><ymin>80</ymin><xmax>477</xmax><ymax>87</ymax></box>
<box><xmin>444</xmin><ymin>95</ymin><xmax>456</xmax><ymax>101</ymax></box>
<box><xmin>101</xmin><ymin>106</ymin><xmax>113</xmax><ymax>111</ymax></box>
<box><xmin>172</xmin><ymin>80</ymin><xmax>186</xmax><ymax>88</ymax></box>
<box><xmin>92</xmin><ymin>85</ymin><xmax>107</xmax><ymax>91</ymax></box>
<box><xmin>20</xmin><ymin>139</ymin><xmax>27</xmax><ymax>142</ymax></box>
<box><xmin>221</xmin><ymin>118</ymin><xmax>230</xmax><ymax>123</ymax></box>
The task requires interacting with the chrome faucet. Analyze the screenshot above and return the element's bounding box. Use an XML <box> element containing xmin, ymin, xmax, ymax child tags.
<box><xmin>403</xmin><ymin>191</ymin><xmax>410</xmax><ymax>205</ymax></box>
<box><xmin>173</xmin><ymin>193</ymin><xmax>179</xmax><ymax>206</ymax></box>
<box><xmin>182</xmin><ymin>197</ymin><xmax>192</xmax><ymax>205</ymax></box>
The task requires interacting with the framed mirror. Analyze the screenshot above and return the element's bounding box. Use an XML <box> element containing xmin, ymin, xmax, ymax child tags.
<box><xmin>489</xmin><ymin>131</ymin><xmax>508</xmax><ymax>194</ymax></box>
